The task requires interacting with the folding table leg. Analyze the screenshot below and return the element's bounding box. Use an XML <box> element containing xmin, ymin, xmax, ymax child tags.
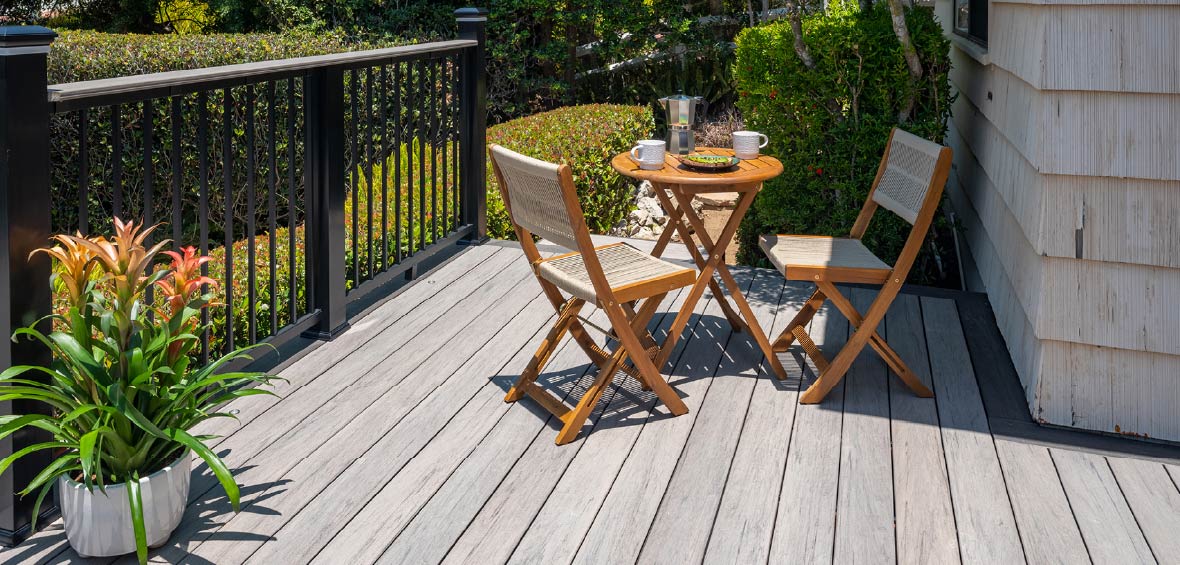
<box><xmin>669</xmin><ymin>187</ymin><xmax>789</xmax><ymax>381</ymax></box>
<box><xmin>650</xmin><ymin>183</ymin><xmax>746</xmax><ymax>332</ymax></box>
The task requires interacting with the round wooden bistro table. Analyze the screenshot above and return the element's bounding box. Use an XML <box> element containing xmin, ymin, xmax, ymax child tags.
<box><xmin>610</xmin><ymin>147</ymin><xmax>788</xmax><ymax>379</ymax></box>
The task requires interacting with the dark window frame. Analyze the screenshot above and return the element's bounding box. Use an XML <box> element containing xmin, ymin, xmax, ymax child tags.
<box><xmin>954</xmin><ymin>0</ymin><xmax>988</xmax><ymax>46</ymax></box>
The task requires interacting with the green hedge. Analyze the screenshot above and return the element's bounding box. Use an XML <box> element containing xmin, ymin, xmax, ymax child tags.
<box><xmin>47</xmin><ymin>29</ymin><xmax>369</xmax><ymax>83</ymax></box>
<box><xmin>733</xmin><ymin>3</ymin><xmax>952</xmax><ymax>283</ymax></box>
<box><xmin>485</xmin><ymin>104</ymin><xmax>654</xmax><ymax>240</ymax></box>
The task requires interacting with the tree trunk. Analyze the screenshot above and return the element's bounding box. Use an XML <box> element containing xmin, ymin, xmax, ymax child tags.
<box><xmin>787</xmin><ymin>2</ymin><xmax>815</xmax><ymax>69</ymax></box>
<box><xmin>885</xmin><ymin>0</ymin><xmax>923</xmax><ymax>121</ymax></box>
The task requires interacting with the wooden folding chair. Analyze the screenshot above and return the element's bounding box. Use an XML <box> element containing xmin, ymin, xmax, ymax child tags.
<box><xmin>489</xmin><ymin>144</ymin><xmax>697</xmax><ymax>445</ymax></box>
<box><xmin>760</xmin><ymin>128</ymin><xmax>953</xmax><ymax>404</ymax></box>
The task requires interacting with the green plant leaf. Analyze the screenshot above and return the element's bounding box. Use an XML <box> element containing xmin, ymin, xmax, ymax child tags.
<box><xmin>126</xmin><ymin>475</ymin><xmax>148</xmax><ymax>565</ymax></box>
<box><xmin>166</xmin><ymin>428</ymin><xmax>240</xmax><ymax>511</ymax></box>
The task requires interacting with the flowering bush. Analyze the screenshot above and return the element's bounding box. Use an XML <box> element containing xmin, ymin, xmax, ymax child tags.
<box><xmin>486</xmin><ymin>104</ymin><xmax>654</xmax><ymax>240</ymax></box>
<box><xmin>0</xmin><ymin>219</ymin><xmax>277</xmax><ymax>564</ymax></box>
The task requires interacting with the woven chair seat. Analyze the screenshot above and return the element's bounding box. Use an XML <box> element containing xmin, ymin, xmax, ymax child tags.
<box><xmin>759</xmin><ymin>235</ymin><xmax>891</xmax><ymax>283</ymax></box>
<box><xmin>537</xmin><ymin>243</ymin><xmax>695</xmax><ymax>303</ymax></box>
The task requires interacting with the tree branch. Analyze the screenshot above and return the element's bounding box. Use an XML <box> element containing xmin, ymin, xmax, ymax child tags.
<box><xmin>886</xmin><ymin>0</ymin><xmax>923</xmax><ymax>121</ymax></box>
<box><xmin>787</xmin><ymin>1</ymin><xmax>815</xmax><ymax>70</ymax></box>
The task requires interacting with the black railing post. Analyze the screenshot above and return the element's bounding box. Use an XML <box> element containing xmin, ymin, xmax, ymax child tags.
<box><xmin>302</xmin><ymin>68</ymin><xmax>350</xmax><ymax>340</ymax></box>
<box><xmin>0</xmin><ymin>26</ymin><xmax>58</xmax><ymax>546</ymax></box>
<box><xmin>456</xmin><ymin>7</ymin><xmax>489</xmax><ymax>242</ymax></box>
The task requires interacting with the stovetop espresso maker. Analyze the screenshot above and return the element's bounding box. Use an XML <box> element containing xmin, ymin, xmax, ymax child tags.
<box><xmin>659</xmin><ymin>93</ymin><xmax>705</xmax><ymax>155</ymax></box>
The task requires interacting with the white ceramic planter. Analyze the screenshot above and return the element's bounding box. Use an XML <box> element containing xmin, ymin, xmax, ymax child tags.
<box><xmin>57</xmin><ymin>450</ymin><xmax>191</xmax><ymax>558</ymax></box>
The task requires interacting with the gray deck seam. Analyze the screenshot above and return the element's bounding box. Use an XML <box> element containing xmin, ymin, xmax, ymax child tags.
<box><xmin>697</xmin><ymin>273</ymin><xmax>787</xmax><ymax>564</ymax></box>
<box><xmin>434</xmin><ymin>286</ymin><xmax>693</xmax><ymax>564</ymax></box>
<box><xmin>205</xmin><ymin>245</ymin><xmax>504</xmax><ymax>448</ymax></box>
<box><xmin>1045</xmin><ymin>449</ymin><xmax>1097</xmax><ymax>564</ymax></box>
<box><xmin>628</xmin><ymin>272</ymin><xmax>757</xmax><ymax>563</ymax></box>
<box><xmin>264</xmin><ymin>289</ymin><xmax>558</xmax><ymax>565</ymax></box>
<box><xmin>185</xmin><ymin>258</ymin><xmax>540</xmax><ymax>562</ymax></box>
<box><xmin>176</xmin><ymin>247</ymin><xmax>523</xmax><ymax>519</ymax></box>
<box><xmin>1104</xmin><ymin>456</ymin><xmax>1161</xmax><ymax>564</ymax></box>
<box><xmin>508</xmin><ymin>287</ymin><xmax>718</xmax><ymax>564</ymax></box>
<box><xmin>920</xmin><ymin>298</ymin><xmax>966</xmax><ymax>565</ymax></box>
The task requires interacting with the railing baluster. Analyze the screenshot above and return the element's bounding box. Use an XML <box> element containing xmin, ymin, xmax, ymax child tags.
<box><xmin>349</xmin><ymin>69</ymin><xmax>359</xmax><ymax>285</ymax></box>
<box><xmin>380</xmin><ymin>65</ymin><xmax>389</xmax><ymax>271</ymax></box>
<box><xmin>394</xmin><ymin>62</ymin><xmax>403</xmax><ymax>265</ymax></box>
<box><xmin>430</xmin><ymin>59</ymin><xmax>438</xmax><ymax>244</ymax></box>
<box><xmin>440</xmin><ymin>58</ymin><xmax>448</xmax><ymax>235</ymax></box>
<box><xmin>406</xmin><ymin>62</ymin><xmax>414</xmax><ymax>260</ymax></box>
<box><xmin>171</xmin><ymin>96</ymin><xmax>183</xmax><ymax>247</ymax></box>
<box><xmin>287</xmin><ymin>77</ymin><xmax>298</xmax><ymax>322</ymax></box>
<box><xmin>451</xmin><ymin>53</ymin><xmax>460</xmax><ymax>230</ymax></box>
<box><xmin>78</xmin><ymin>108</ymin><xmax>89</xmax><ymax>235</ymax></box>
<box><xmin>365</xmin><ymin>67</ymin><xmax>374</xmax><ymax>281</ymax></box>
<box><xmin>112</xmin><ymin>105</ymin><xmax>123</xmax><ymax>219</ymax></box>
<box><xmin>222</xmin><ymin>88</ymin><xmax>235</xmax><ymax>354</ymax></box>
<box><xmin>267</xmin><ymin>81</ymin><xmax>278</xmax><ymax>336</ymax></box>
<box><xmin>142</xmin><ymin>99</ymin><xmax>154</xmax><ymax>234</ymax></box>
<box><xmin>246</xmin><ymin>85</ymin><xmax>257</xmax><ymax>345</ymax></box>
<box><xmin>420</xmin><ymin>59</ymin><xmax>429</xmax><ymax>252</ymax></box>
<box><xmin>198</xmin><ymin>91</ymin><xmax>210</xmax><ymax>364</ymax></box>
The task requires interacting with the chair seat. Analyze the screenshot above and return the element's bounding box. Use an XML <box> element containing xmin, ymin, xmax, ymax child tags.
<box><xmin>760</xmin><ymin>235</ymin><xmax>892</xmax><ymax>283</ymax></box>
<box><xmin>537</xmin><ymin>243</ymin><xmax>696</xmax><ymax>304</ymax></box>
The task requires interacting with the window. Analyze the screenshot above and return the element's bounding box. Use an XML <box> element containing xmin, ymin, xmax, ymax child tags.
<box><xmin>954</xmin><ymin>0</ymin><xmax>988</xmax><ymax>46</ymax></box>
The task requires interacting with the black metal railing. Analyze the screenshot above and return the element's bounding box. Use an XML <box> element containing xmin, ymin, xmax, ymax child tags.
<box><xmin>0</xmin><ymin>7</ymin><xmax>488</xmax><ymax>545</ymax></box>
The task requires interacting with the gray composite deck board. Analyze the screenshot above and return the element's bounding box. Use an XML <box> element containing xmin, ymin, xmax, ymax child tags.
<box><xmin>768</xmin><ymin>297</ymin><xmax>850</xmax><ymax>565</ymax></box>
<box><xmin>921</xmin><ymin>296</ymin><xmax>1026</xmax><ymax>565</ymax></box>
<box><xmin>440</xmin><ymin>285</ymin><xmax>698</xmax><ymax>565</ymax></box>
<box><xmin>637</xmin><ymin>270</ymin><xmax>785</xmax><ymax>565</ymax></box>
<box><xmin>701</xmin><ymin>280</ymin><xmax>805</xmax><ymax>565</ymax></box>
<box><xmin>995</xmin><ymin>439</ymin><xmax>1090</xmax><ymax>564</ymax></box>
<box><xmin>887</xmin><ymin>293</ymin><xmax>958</xmax><ymax>563</ymax></box>
<box><xmin>885</xmin><ymin>293</ymin><xmax>960</xmax><ymax>565</ymax></box>
<box><xmin>380</xmin><ymin>286</ymin><xmax>694</xmax><ymax>565</ymax></box>
<box><xmin>833</xmin><ymin>287</ymin><xmax>896</xmax><ymax>565</ymax></box>
<box><xmin>1109</xmin><ymin>456</ymin><xmax>1180</xmax><ymax>563</ymax></box>
<box><xmin>6</xmin><ymin>241</ymin><xmax>1180</xmax><ymax>565</ymax></box>
<box><xmin>567</xmin><ymin>274</ymin><xmax>756</xmax><ymax>565</ymax></box>
<box><xmin>1050</xmin><ymin>449</ymin><xmax>1154</xmax><ymax>565</ymax></box>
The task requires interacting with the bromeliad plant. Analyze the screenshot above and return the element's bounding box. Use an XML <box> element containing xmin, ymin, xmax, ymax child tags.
<box><xmin>0</xmin><ymin>218</ymin><xmax>278</xmax><ymax>563</ymax></box>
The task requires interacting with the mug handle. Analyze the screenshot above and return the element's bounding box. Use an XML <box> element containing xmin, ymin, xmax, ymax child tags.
<box><xmin>758</xmin><ymin>134</ymin><xmax>769</xmax><ymax>148</ymax></box>
<box><xmin>630</xmin><ymin>145</ymin><xmax>642</xmax><ymax>161</ymax></box>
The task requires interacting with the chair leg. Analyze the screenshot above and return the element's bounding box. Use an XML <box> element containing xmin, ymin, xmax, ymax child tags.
<box><xmin>772</xmin><ymin>287</ymin><xmax>825</xmax><ymax>352</ymax></box>
<box><xmin>603</xmin><ymin>301</ymin><xmax>688</xmax><ymax>417</ymax></box>
<box><xmin>555</xmin><ymin>346</ymin><xmax>625</xmax><ymax>445</ymax></box>
<box><xmin>506</xmin><ymin>298</ymin><xmax>584</xmax><ymax>403</ymax></box>
<box><xmin>812</xmin><ymin>282</ymin><xmax>933</xmax><ymax>400</ymax></box>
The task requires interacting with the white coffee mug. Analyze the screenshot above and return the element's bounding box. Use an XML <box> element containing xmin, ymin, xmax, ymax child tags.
<box><xmin>630</xmin><ymin>139</ymin><xmax>666</xmax><ymax>170</ymax></box>
<box><xmin>732</xmin><ymin>131</ymin><xmax>769</xmax><ymax>159</ymax></box>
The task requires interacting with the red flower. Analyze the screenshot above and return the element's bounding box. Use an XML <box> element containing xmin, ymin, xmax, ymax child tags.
<box><xmin>156</xmin><ymin>246</ymin><xmax>217</xmax><ymax>319</ymax></box>
<box><xmin>769</xmin><ymin>89</ymin><xmax>778</xmax><ymax>100</ymax></box>
<box><xmin>816</xmin><ymin>168</ymin><xmax>824</xmax><ymax>176</ymax></box>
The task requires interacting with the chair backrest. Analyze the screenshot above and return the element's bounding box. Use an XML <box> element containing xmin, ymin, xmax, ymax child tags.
<box><xmin>489</xmin><ymin>144</ymin><xmax>584</xmax><ymax>251</ymax></box>
<box><xmin>871</xmin><ymin>128</ymin><xmax>947</xmax><ymax>225</ymax></box>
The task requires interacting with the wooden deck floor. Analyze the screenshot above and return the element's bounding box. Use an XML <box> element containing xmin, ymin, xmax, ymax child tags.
<box><xmin>6</xmin><ymin>240</ymin><xmax>1180</xmax><ymax>565</ymax></box>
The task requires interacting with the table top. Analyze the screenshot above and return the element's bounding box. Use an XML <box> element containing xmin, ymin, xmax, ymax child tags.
<box><xmin>610</xmin><ymin>147</ymin><xmax>783</xmax><ymax>189</ymax></box>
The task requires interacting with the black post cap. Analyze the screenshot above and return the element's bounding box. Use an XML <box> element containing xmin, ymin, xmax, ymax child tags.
<box><xmin>0</xmin><ymin>26</ymin><xmax>58</xmax><ymax>48</ymax></box>
<box><xmin>454</xmin><ymin>7</ymin><xmax>489</xmax><ymax>21</ymax></box>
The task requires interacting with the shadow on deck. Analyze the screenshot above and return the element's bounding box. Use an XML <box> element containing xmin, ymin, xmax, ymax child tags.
<box><xmin>5</xmin><ymin>239</ymin><xmax>1180</xmax><ymax>565</ymax></box>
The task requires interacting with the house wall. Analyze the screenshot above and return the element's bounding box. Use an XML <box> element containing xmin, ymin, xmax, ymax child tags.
<box><xmin>933</xmin><ymin>0</ymin><xmax>1180</xmax><ymax>441</ymax></box>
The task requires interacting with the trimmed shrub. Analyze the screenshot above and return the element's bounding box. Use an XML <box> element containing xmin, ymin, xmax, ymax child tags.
<box><xmin>486</xmin><ymin>104</ymin><xmax>654</xmax><ymax>240</ymax></box>
<box><xmin>47</xmin><ymin>29</ymin><xmax>372</xmax><ymax>84</ymax></box>
<box><xmin>733</xmin><ymin>3</ymin><xmax>953</xmax><ymax>284</ymax></box>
